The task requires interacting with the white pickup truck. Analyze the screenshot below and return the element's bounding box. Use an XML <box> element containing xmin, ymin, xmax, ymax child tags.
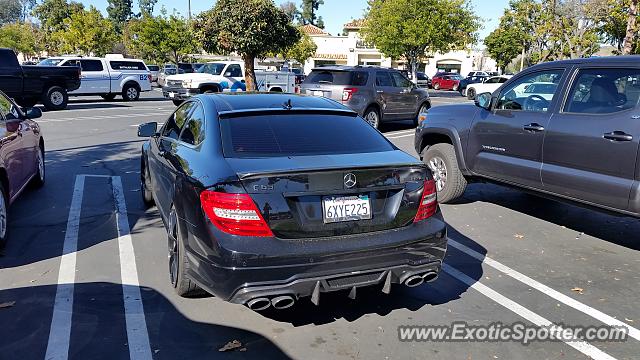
<box><xmin>38</xmin><ymin>56</ymin><xmax>152</xmax><ymax>101</ymax></box>
<box><xmin>162</xmin><ymin>61</ymin><xmax>297</xmax><ymax>105</ymax></box>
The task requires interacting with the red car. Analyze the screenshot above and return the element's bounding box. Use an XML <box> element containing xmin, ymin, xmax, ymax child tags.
<box><xmin>431</xmin><ymin>73</ymin><xmax>464</xmax><ymax>91</ymax></box>
<box><xmin>0</xmin><ymin>91</ymin><xmax>45</xmax><ymax>247</ymax></box>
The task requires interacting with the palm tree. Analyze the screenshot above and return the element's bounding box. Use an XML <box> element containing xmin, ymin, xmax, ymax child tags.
<box><xmin>622</xmin><ymin>0</ymin><xmax>638</xmax><ymax>54</ymax></box>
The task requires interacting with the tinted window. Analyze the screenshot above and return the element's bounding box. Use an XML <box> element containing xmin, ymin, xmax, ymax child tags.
<box><xmin>197</xmin><ymin>63</ymin><xmax>226</xmax><ymax>75</ymax></box>
<box><xmin>225</xmin><ymin>64</ymin><xmax>243</xmax><ymax>77</ymax></box>
<box><xmin>61</xmin><ymin>60</ymin><xmax>80</xmax><ymax>67</ymax></box>
<box><xmin>375</xmin><ymin>72</ymin><xmax>393</xmax><ymax>87</ymax></box>
<box><xmin>305</xmin><ymin>70</ymin><xmax>357</xmax><ymax>85</ymax></box>
<box><xmin>80</xmin><ymin>60</ymin><xmax>103</xmax><ymax>72</ymax></box>
<box><xmin>109</xmin><ymin>61</ymin><xmax>146</xmax><ymax>70</ymax></box>
<box><xmin>351</xmin><ymin>71</ymin><xmax>369</xmax><ymax>86</ymax></box>
<box><xmin>147</xmin><ymin>65</ymin><xmax>160</xmax><ymax>71</ymax></box>
<box><xmin>565</xmin><ymin>68</ymin><xmax>640</xmax><ymax>114</ymax></box>
<box><xmin>179</xmin><ymin>103</ymin><xmax>205</xmax><ymax>145</ymax></box>
<box><xmin>417</xmin><ymin>73</ymin><xmax>428</xmax><ymax>80</ymax></box>
<box><xmin>391</xmin><ymin>72</ymin><xmax>412</xmax><ymax>88</ymax></box>
<box><xmin>485</xmin><ymin>77</ymin><xmax>501</xmax><ymax>84</ymax></box>
<box><xmin>497</xmin><ymin>70</ymin><xmax>564</xmax><ymax>112</ymax></box>
<box><xmin>220</xmin><ymin>114</ymin><xmax>395</xmax><ymax>158</ymax></box>
<box><xmin>38</xmin><ymin>58</ymin><xmax>64</xmax><ymax>66</ymax></box>
<box><xmin>162</xmin><ymin>102</ymin><xmax>195</xmax><ymax>140</ymax></box>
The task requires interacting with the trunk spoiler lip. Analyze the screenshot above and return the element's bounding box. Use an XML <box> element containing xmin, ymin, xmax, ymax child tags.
<box><xmin>217</xmin><ymin>107</ymin><xmax>358</xmax><ymax>119</ymax></box>
<box><xmin>235</xmin><ymin>162</ymin><xmax>427</xmax><ymax>180</ymax></box>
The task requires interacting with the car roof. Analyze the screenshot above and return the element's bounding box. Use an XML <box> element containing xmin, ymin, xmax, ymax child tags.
<box><xmin>528</xmin><ymin>55</ymin><xmax>640</xmax><ymax>69</ymax></box>
<box><xmin>198</xmin><ymin>93</ymin><xmax>353</xmax><ymax>114</ymax></box>
<box><xmin>310</xmin><ymin>65</ymin><xmax>394</xmax><ymax>72</ymax></box>
<box><xmin>48</xmin><ymin>56</ymin><xmax>146</xmax><ymax>62</ymax></box>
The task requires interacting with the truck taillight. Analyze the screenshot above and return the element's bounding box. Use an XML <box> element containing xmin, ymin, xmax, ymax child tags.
<box><xmin>342</xmin><ymin>87</ymin><xmax>358</xmax><ymax>102</ymax></box>
<box><xmin>200</xmin><ymin>190</ymin><xmax>273</xmax><ymax>237</ymax></box>
<box><xmin>414</xmin><ymin>179</ymin><xmax>437</xmax><ymax>222</ymax></box>
<box><xmin>148</xmin><ymin>72</ymin><xmax>152</xmax><ymax>83</ymax></box>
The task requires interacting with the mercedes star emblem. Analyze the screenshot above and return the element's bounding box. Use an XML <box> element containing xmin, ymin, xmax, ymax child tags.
<box><xmin>344</xmin><ymin>173</ymin><xmax>357</xmax><ymax>188</ymax></box>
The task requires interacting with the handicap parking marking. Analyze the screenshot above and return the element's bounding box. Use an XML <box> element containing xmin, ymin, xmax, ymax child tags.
<box><xmin>448</xmin><ymin>238</ymin><xmax>640</xmax><ymax>342</ymax></box>
<box><xmin>45</xmin><ymin>175</ymin><xmax>152</xmax><ymax>360</ymax></box>
<box><xmin>444</xmin><ymin>264</ymin><xmax>618</xmax><ymax>360</ymax></box>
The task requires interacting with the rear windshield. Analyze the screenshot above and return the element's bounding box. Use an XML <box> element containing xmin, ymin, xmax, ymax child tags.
<box><xmin>304</xmin><ymin>70</ymin><xmax>369</xmax><ymax>86</ymax></box>
<box><xmin>220</xmin><ymin>113</ymin><xmax>394</xmax><ymax>158</ymax></box>
<box><xmin>38</xmin><ymin>58</ymin><xmax>64</xmax><ymax>66</ymax></box>
<box><xmin>147</xmin><ymin>65</ymin><xmax>160</xmax><ymax>71</ymax></box>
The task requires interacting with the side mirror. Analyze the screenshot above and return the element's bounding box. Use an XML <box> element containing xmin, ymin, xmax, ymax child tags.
<box><xmin>24</xmin><ymin>107</ymin><xmax>42</xmax><ymax>120</ymax></box>
<box><xmin>138</xmin><ymin>122</ymin><xmax>158</xmax><ymax>137</ymax></box>
<box><xmin>475</xmin><ymin>92</ymin><xmax>493</xmax><ymax>110</ymax></box>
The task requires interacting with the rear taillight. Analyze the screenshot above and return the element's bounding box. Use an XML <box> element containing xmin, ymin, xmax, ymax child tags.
<box><xmin>414</xmin><ymin>179</ymin><xmax>437</xmax><ymax>222</ymax></box>
<box><xmin>342</xmin><ymin>87</ymin><xmax>358</xmax><ymax>102</ymax></box>
<box><xmin>200</xmin><ymin>190</ymin><xmax>273</xmax><ymax>237</ymax></box>
<box><xmin>148</xmin><ymin>72</ymin><xmax>152</xmax><ymax>83</ymax></box>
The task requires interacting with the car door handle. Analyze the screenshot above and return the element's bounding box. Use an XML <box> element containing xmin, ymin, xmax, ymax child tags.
<box><xmin>603</xmin><ymin>131</ymin><xmax>633</xmax><ymax>142</ymax></box>
<box><xmin>523</xmin><ymin>123</ymin><xmax>545</xmax><ymax>132</ymax></box>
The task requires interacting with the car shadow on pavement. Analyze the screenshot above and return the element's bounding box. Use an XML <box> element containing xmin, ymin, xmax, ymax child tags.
<box><xmin>0</xmin><ymin>283</ymin><xmax>290</xmax><ymax>360</ymax></box>
<box><xmin>259</xmin><ymin>225</ymin><xmax>486</xmax><ymax>327</ymax></box>
<box><xmin>455</xmin><ymin>183</ymin><xmax>640</xmax><ymax>251</ymax></box>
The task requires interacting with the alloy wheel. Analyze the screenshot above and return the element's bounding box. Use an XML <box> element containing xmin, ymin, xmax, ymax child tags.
<box><xmin>127</xmin><ymin>87</ymin><xmax>138</xmax><ymax>100</ymax></box>
<box><xmin>365</xmin><ymin>110</ymin><xmax>379</xmax><ymax>128</ymax></box>
<box><xmin>0</xmin><ymin>191</ymin><xmax>6</xmax><ymax>239</ymax></box>
<box><xmin>37</xmin><ymin>149</ymin><xmax>45</xmax><ymax>182</ymax></box>
<box><xmin>428</xmin><ymin>156</ymin><xmax>448</xmax><ymax>192</ymax></box>
<box><xmin>50</xmin><ymin>91</ymin><xmax>64</xmax><ymax>106</ymax></box>
<box><xmin>168</xmin><ymin>212</ymin><xmax>178</xmax><ymax>286</ymax></box>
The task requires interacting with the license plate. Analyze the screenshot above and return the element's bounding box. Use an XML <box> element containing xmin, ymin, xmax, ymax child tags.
<box><xmin>312</xmin><ymin>90</ymin><xmax>324</xmax><ymax>97</ymax></box>
<box><xmin>322</xmin><ymin>195</ymin><xmax>371</xmax><ymax>223</ymax></box>
<box><xmin>168</xmin><ymin>92</ymin><xmax>175</xmax><ymax>98</ymax></box>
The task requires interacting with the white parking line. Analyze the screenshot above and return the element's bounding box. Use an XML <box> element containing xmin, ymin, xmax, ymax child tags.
<box><xmin>45</xmin><ymin>175</ymin><xmax>85</xmax><ymax>360</ymax></box>
<box><xmin>383</xmin><ymin>129</ymin><xmax>415</xmax><ymax>136</ymax></box>
<box><xmin>112</xmin><ymin>176</ymin><xmax>153</xmax><ymax>360</ymax></box>
<box><xmin>38</xmin><ymin>112</ymin><xmax>172</xmax><ymax>124</ymax></box>
<box><xmin>448</xmin><ymin>239</ymin><xmax>640</xmax><ymax>341</ymax></box>
<box><xmin>444</xmin><ymin>264</ymin><xmax>617</xmax><ymax>360</ymax></box>
<box><xmin>386</xmin><ymin>133</ymin><xmax>415</xmax><ymax>139</ymax></box>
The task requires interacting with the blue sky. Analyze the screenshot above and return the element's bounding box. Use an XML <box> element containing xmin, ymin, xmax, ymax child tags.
<box><xmin>80</xmin><ymin>0</ymin><xmax>509</xmax><ymax>44</ymax></box>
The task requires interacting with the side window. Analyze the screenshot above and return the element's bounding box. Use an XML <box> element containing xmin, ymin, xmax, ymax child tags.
<box><xmin>564</xmin><ymin>68</ymin><xmax>640</xmax><ymax>114</ymax></box>
<box><xmin>61</xmin><ymin>60</ymin><xmax>80</xmax><ymax>67</ymax></box>
<box><xmin>0</xmin><ymin>94</ymin><xmax>19</xmax><ymax>121</ymax></box>
<box><xmin>351</xmin><ymin>71</ymin><xmax>369</xmax><ymax>86</ymax></box>
<box><xmin>80</xmin><ymin>60</ymin><xmax>104</xmax><ymax>72</ymax></box>
<box><xmin>496</xmin><ymin>70</ymin><xmax>564</xmax><ymax>112</ymax></box>
<box><xmin>485</xmin><ymin>77</ymin><xmax>500</xmax><ymax>84</ymax></box>
<box><xmin>110</xmin><ymin>61</ymin><xmax>146</xmax><ymax>70</ymax></box>
<box><xmin>375</xmin><ymin>72</ymin><xmax>393</xmax><ymax>87</ymax></box>
<box><xmin>179</xmin><ymin>103</ymin><xmax>205</xmax><ymax>145</ymax></box>
<box><xmin>499</xmin><ymin>77</ymin><xmax>509</xmax><ymax>83</ymax></box>
<box><xmin>162</xmin><ymin>102</ymin><xmax>195</xmax><ymax>140</ymax></box>
<box><xmin>225</xmin><ymin>64</ymin><xmax>242</xmax><ymax>77</ymax></box>
<box><xmin>391</xmin><ymin>72</ymin><xmax>412</xmax><ymax>88</ymax></box>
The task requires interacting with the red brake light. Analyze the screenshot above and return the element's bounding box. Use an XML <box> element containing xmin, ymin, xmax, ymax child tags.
<box><xmin>414</xmin><ymin>179</ymin><xmax>437</xmax><ymax>222</ymax></box>
<box><xmin>200</xmin><ymin>190</ymin><xmax>274</xmax><ymax>237</ymax></box>
<box><xmin>342</xmin><ymin>87</ymin><xmax>358</xmax><ymax>102</ymax></box>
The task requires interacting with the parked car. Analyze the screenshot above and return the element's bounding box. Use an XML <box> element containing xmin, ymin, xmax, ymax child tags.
<box><xmin>137</xmin><ymin>93</ymin><xmax>447</xmax><ymax>309</ymax></box>
<box><xmin>157</xmin><ymin>64</ymin><xmax>178</xmax><ymax>87</ymax></box>
<box><xmin>39</xmin><ymin>56</ymin><xmax>152</xmax><ymax>101</ymax></box>
<box><xmin>0</xmin><ymin>91</ymin><xmax>45</xmax><ymax>247</ymax></box>
<box><xmin>162</xmin><ymin>61</ymin><xmax>296</xmax><ymax>106</ymax></box>
<box><xmin>431</xmin><ymin>73</ymin><xmax>463</xmax><ymax>91</ymax></box>
<box><xmin>301</xmin><ymin>66</ymin><xmax>431</xmax><ymax>128</ymax></box>
<box><xmin>147</xmin><ymin>65</ymin><xmax>160</xmax><ymax>86</ymax></box>
<box><xmin>416</xmin><ymin>72</ymin><xmax>431</xmax><ymax>88</ymax></box>
<box><xmin>467</xmin><ymin>71</ymin><xmax>489</xmax><ymax>77</ymax></box>
<box><xmin>458</xmin><ymin>75</ymin><xmax>489</xmax><ymax>97</ymax></box>
<box><xmin>415</xmin><ymin>56</ymin><xmax>640</xmax><ymax>218</ymax></box>
<box><xmin>464</xmin><ymin>75</ymin><xmax>512</xmax><ymax>100</ymax></box>
<box><xmin>0</xmin><ymin>48</ymin><xmax>81</xmax><ymax>110</ymax></box>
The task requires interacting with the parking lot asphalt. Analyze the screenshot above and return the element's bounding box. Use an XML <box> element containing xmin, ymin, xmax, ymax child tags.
<box><xmin>0</xmin><ymin>89</ymin><xmax>639</xmax><ymax>360</ymax></box>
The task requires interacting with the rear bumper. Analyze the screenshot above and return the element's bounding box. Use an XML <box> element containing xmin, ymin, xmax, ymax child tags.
<box><xmin>184</xmin><ymin>212</ymin><xmax>447</xmax><ymax>304</ymax></box>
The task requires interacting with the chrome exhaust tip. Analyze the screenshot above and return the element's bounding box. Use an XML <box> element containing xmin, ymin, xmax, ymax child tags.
<box><xmin>271</xmin><ymin>295</ymin><xmax>295</xmax><ymax>310</ymax></box>
<box><xmin>404</xmin><ymin>275</ymin><xmax>425</xmax><ymax>288</ymax></box>
<box><xmin>246</xmin><ymin>297</ymin><xmax>271</xmax><ymax>311</ymax></box>
<box><xmin>422</xmin><ymin>271</ymin><xmax>439</xmax><ymax>283</ymax></box>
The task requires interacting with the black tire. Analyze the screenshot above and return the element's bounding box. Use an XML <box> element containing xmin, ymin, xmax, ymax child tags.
<box><xmin>414</xmin><ymin>102</ymin><xmax>430</xmax><ymax>127</ymax></box>
<box><xmin>467</xmin><ymin>88</ymin><xmax>476</xmax><ymax>100</ymax></box>
<box><xmin>30</xmin><ymin>145</ymin><xmax>45</xmax><ymax>188</ymax></box>
<box><xmin>0</xmin><ymin>182</ymin><xmax>8</xmax><ymax>249</ymax></box>
<box><xmin>41</xmin><ymin>86</ymin><xmax>68</xmax><ymax>111</ymax></box>
<box><xmin>172</xmin><ymin>100</ymin><xmax>183</xmax><ymax>106</ymax></box>
<box><xmin>363</xmin><ymin>106</ymin><xmax>381</xmax><ymax>129</ymax></box>
<box><xmin>168</xmin><ymin>208</ymin><xmax>203</xmax><ymax>297</ymax></box>
<box><xmin>122</xmin><ymin>83</ymin><xmax>140</xmax><ymax>101</ymax></box>
<box><xmin>422</xmin><ymin>143</ymin><xmax>467</xmax><ymax>203</ymax></box>
<box><xmin>101</xmin><ymin>94</ymin><xmax>117</xmax><ymax>101</ymax></box>
<box><xmin>141</xmin><ymin>160</ymin><xmax>154</xmax><ymax>207</ymax></box>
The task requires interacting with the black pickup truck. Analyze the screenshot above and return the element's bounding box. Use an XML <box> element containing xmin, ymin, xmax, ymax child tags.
<box><xmin>0</xmin><ymin>48</ymin><xmax>81</xmax><ymax>110</ymax></box>
<box><xmin>415</xmin><ymin>56</ymin><xmax>640</xmax><ymax>218</ymax></box>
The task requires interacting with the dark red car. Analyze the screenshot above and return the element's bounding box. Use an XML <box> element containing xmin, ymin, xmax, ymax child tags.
<box><xmin>0</xmin><ymin>91</ymin><xmax>45</xmax><ymax>247</ymax></box>
<box><xmin>431</xmin><ymin>73</ymin><xmax>464</xmax><ymax>91</ymax></box>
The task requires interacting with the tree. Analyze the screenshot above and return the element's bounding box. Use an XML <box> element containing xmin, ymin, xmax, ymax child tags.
<box><xmin>587</xmin><ymin>0</ymin><xmax>629</xmax><ymax>52</ymax></box>
<box><xmin>32</xmin><ymin>0</ymin><xmax>84</xmax><ymax>54</ymax></box>
<box><xmin>281</xmin><ymin>29</ymin><xmax>317</xmax><ymax>64</ymax></box>
<box><xmin>0</xmin><ymin>22</ymin><xmax>41</xmax><ymax>57</ymax></box>
<box><xmin>54</xmin><ymin>6</ymin><xmax>117</xmax><ymax>56</ymax></box>
<box><xmin>194</xmin><ymin>0</ymin><xmax>300</xmax><ymax>91</ymax></box>
<box><xmin>107</xmin><ymin>0</ymin><xmax>133</xmax><ymax>33</ymax></box>
<box><xmin>280</xmin><ymin>1</ymin><xmax>299</xmax><ymax>23</ymax></box>
<box><xmin>484</xmin><ymin>28</ymin><xmax>521</xmax><ymax>73</ymax></box>
<box><xmin>0</xmin><ymin>0</ymin><xmax>22</xmax><ymax>25</ymax></box>
<box><xmin>125</xmin><ymin>13</ymin><xmax>197</xmax><ymax>65</ymax></box>
<box><xmin>622</xmin><ymin>0</ymin><xmax>638</xmax><ymax>54</ymax></box>
<box><xmin>139</xmin><ymin>0</ymin><xmax>158</xmax><ymax>17</ymax></box>
<box><xmin>300</xmin><ymin>0</ymin><xmax>324</xmax><ymax>27</ymax></box>
<box><xmin>362</xmin><ymin>0</ymin><xmax>481</xmax><ymax>81</ymax></box>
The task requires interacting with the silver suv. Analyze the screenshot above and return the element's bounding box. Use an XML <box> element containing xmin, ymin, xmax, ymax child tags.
<box><xmin>301</xmin><ymin>66</ymin><xmax>431</xmax><ymax>128</ymax></box>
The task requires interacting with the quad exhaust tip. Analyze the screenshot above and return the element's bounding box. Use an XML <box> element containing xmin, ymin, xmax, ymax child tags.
<box><xmin>423</xmin><ymin>271</ymin><xmax>439</xmax><ymax>283</ymax></box>
<box><xmin>271</xmin><ymin>295</ymin><xmax>296</xmax><ymax>310</ymax></box>
<box><xmin>246</xmin><ymin>297</ymin><xmax>271</xmax><ymax>311</ymax></box>
<box><xmin>404</xmin><ymin>275</ymin><xmax>425</xmax><ymax>287</ymax></box>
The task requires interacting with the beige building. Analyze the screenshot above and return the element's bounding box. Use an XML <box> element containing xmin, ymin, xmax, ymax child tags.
<box><xmin>301</xmin><ymin>21</ymin><xmax>496</xmax><ymax>77</ymax></box>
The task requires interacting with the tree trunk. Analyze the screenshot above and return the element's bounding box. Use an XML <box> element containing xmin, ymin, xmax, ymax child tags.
<box><xmin>243</xmin><ymin>54</ymin><xmax>257</xmax><ymax>91</ymax></box>
<box><xmin>623</xmin><ymin>0</ymin><xmax>638</xmax><ymax>55</ymax></box>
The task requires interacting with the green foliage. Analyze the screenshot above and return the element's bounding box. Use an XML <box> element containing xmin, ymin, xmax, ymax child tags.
<box><xmin>138</xmin><ymin>0</ymin><xmax>158</xmax><ymax>17</ymax></box>
<box><xmin>194</xmin><ymin>0</ymin><xmax>300</xmax><ymax>91</ymax></box>
<box><xmin>0</xmin><ymin>22</ymin><xmax>41</xmax><ymax>57</ymax></box>
<box><xmin>125</xmin><ymin>13</ymin><xmax>197</xmax><ymax>65</ymax></box>
<box><xmin>300</xmin><ymin>0</ymin><xmax>324</xmax><ymax>27</ymax></box>
<box><xmin>32</xmin><ymin>0</ymin><xmax>84</xmax><ymax>54</ymax></box>
<box><xmin>587</xmin><ymin>0</ymin><xmax>630</xmax><ymax>51</ymax></box>
<box><xmin>280</xmin><ymin>1</ymin><xmax>299</xmax><ymax>23</ymax></box>
<box><xmin>0</xmin><ymin>0</ymin><xmax>23</xmax><ymax>25</ymax></box>
<box><xmin>362</xmin><ymin>0</ymin><xmax>481</xmax><ymax>78</ymax></box>
<box><xmin>107</xmin><ymin>0</ymin><xmax>133</xmax><ymax>33</ymax></box>
<box><xmin>281</xmin><ymin>29</ymin><xmax>317</xmax><ymax>64</ymax></box>
<box><xmin>53</xmin><ymin>6</ymin><xmax>117</xmax><ymax>56</ymax></box>
<box><xmin>484</xmin><ymin>28</ymin><xmax>521</xmax><ymax>73</ymax></box>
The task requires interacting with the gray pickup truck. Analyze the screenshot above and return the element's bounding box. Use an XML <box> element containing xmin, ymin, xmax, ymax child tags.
<box><xmin>0</xmin><ymin>48</ymin><xmax>81</xmax><ymax>110</ymax></box>
<box><xmin>415</xmin><ymin>56</ymin><xmax>640</xmax><ymax>218</ymax></box>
